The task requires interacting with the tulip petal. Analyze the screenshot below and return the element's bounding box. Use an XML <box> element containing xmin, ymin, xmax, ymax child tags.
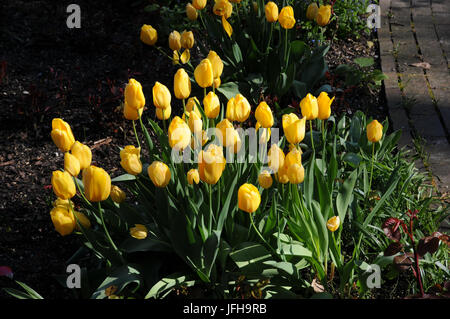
<box><xmin>222</xmin><ymin>16</ymin><xmax>233</xmax><ymax>38</ymax></box>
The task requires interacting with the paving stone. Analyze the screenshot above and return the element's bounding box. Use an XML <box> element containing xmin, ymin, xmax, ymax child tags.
<box><xmin>426</xmin><ymin>69</ymin><xmax>450</xmax><ymax>90</ymax></box>
<box><xmin>432</xmin><ymin>12</ymin><xmax>450</xmax><ymax>25</ymax></box>
<box><xmin>392</xmin><ymin>0</ymin><xmax>411</xmax><ymax>9</ymax></box>
<box><xmin>424</xmin><ymin>137</ymin><xmax>450</xmax><ymax>193</ymax></box>
<box><xmin>389</xmin><ymin>107</ymin><xmax>410</xmax><ymax>132</ymax></box>
<box><xmin>433</xmin><ymin>88</ymin><xmax>450</xmax><ymax>131</ymax></box>
<box><xmin>381</xmin><ymin>0</ymin><xmax>392</xmax><ymax>12</ymax></box>
<box><xmin>431</xmin><ymin>1</ymin><xmax>450</xmax><ymax>13</ymax></box>
<box><xmin>411</xmin><ymin>113</ymin><xmax>446</xmax><ymax>137</ymax></box>
<box><xmin>385</xmin><ymin>87</ymin><xmax>404</xmax><ymax>108</ymax></box>
<box><xmin>379</xmin><ymin>38</ymin><xmax>394</xmax><ymax>55</ymax></box>
<box><xmin>414</xmin><ymin>26</ymin><xmax>448</xmax><ymax>66</ymax></box>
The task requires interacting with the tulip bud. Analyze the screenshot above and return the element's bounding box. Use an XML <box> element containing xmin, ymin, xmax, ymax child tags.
<box><xmin>169</xmin><ymin>31</ymin><xmax>181</xmax><ymax>51</ymax></box>
<box><xmin>327</xmin><ymin>216</ymin><xmax>340</xmax><ymax>232</ymax></box>
<box><xmin>152</xmin><ymin>81</ymin><xmax>171</xmax><ymax>109</ymax></box>
<box><xmin>181</xmin><ymin>31</ymin><xmax>195</xmax><ymax>49</ymax></box>
<box><xmin>156</xmin><ymin>104</ymin><xmax>171</xmax><ymax>120</ymax></box>
<box><xmin>110</xmin><ymin>185</ymin><xmax>126</xmax><ymax>203</ymax></box>
<box><xmin>71</xmin><ymin>141</ymin><xmax>92</xmax><ymax>170</ymax></box>
<box><xmin>174</xmin><ymin>68</ymin><xmax>191</xmax><ymax>100</ymax></box>
<box><xmin>194</xmin><ymin>59</ymin><xmax>214</xmax><ymax>88</ymax></box>
<box><xmin>366</xmin><ymin>119</ymin><xmax>383</xmax><ymax>143</ymax></box>
<box><xmin>120</xmin><ymin>145</ymin><xmax>143</xmax><ymax>175</ymax></box>
<box><xmin>300</xmin><ymin>93</ymin><xmax>319</xmax><ymax>120</ymax></box>
<box><xmin>188</xmin><ymin>110</ymin><xmax>203</xmax><ymax>134</ymax></box>
<box><xmin>130</xmin><ymin>224</ymin><xmax>148</xmax><ymax>239</ymax></box>
<box><xmin>123</xmin><ymin>100</ymin><xmax>144</xmax><ymax>120</ymax></box>
<box><xmin>306</xmin><ymin>3</ymin><xmax>319</xmax><ymax>21</ymax></box>
<box><xmin>187</xmin><ymin>168</ymin><xmax>200</xmax><ymax>185</ymax></box>
<box><xmin>285</xmin><ymin>148</ymin><xmax>302</xmax><ymax>168</ymax></box>
<box><xmin>198</xmin><ymin>145</ymin><xmax>226</xmax><ymax>185</ymax></box>
<box><xmin>213</xmin><ymin>77</ymin><xmax>221</xmax><ymax>89</ymax></box>
<box><xmin>213</xmin><ymin>0</ymin><xmax>233</xmax><ymax>19</ymax></box>
<box><xmin>74</xmin><ymin>211</ymin><xmax>91</xmax><ymax>230</ymax></box>
<box><xmin>203</xmin><ymin>91</ymin><xmax>220</xmax><ymax>119</ymax></box>
<box><xmin>173</xmin><ymin>50</ymin><xmax>180</xmax><ymax>65</ymax></box>
<box><xmin>52</xmin><ymin>170</ymin><xmax>76</xmax><ymax>200</ymax></box>
<box><xmin>191</xmin><ymin>129</ymin><xmax>209</xmax><ymax>149</ymax></box>
<box><xmin>317</xmin><ymin>91</ymin><xmax>335</xmax><ymax>120</ymax></box>
<box><xmin>279</xmin><ymin>6</ymin><xmax>295</xmax><ymax>29</ymax></box>
<box><xmin>51</xmin><ymin>118</ymin><xmax>75</xmax><ymax>152</ymax></box>
<box><xmin>275</xmin><ymin>164</ymin><xmax>289</xmax><ymax>184</ymax></box>
<box><xmin>316</xmin><ymin>5</ymin><xmax>332</xmax><ymax>26</ymax></box>
<box><xmin>268</xmin><ymin>144</ymin><xmax>285</xmax><ymax>173</ymax></box>
<box><xmin>216</xmin><ymin>119</ymin><xmax>238</xmax><ymax>148</ymax></box>
<box><xmin>82</xmin><ymin>166</ymin><xmax>111</xmax><ymax>202</ymax></box>
<box><xmin>255</xmin><ymin>101</ymin><xmax>274</xmax><ymax>128</ymax></box>
<box><xmin>238</xmin><ymin>183</ymin><xmax>261</xmax><ymax>213</ymax></box>
<box><xmin>148</xmin><ymin>161</ymin><xmax>171</xmax><ymax>188</ymax></box>
<box><xmin>186</xmin><ymin>97</ymin><xmax>201</xmax><ymax>114</ymax></box>
<box><xmin>168</xmin><ymin>116</ymin><xmax>191</xmax><ymax>150</ymax></box>
<box><xmin>226</xmin><ymin>97</ymin><xmax>237</xmax><ymax>122</ymax></box>
<box><xmin>64</xmin><ymin>152</ymin><xmax>80</xmax><ymax>177</ymax></box>
<box><xmin>50</xmin><ymin>206</ymin><xmax>75</xmax><ymax>236</ymax></box>
<box><xmin>186</xmin><ymin>3</ymin><xmax>198</xmax><ymax>20</ymax></box>
<box><xmin>256</xmin><ymin>122</ymin><xmax>271</xmax><ymax>144</ymax></box>
<box><xmin>140</xmin><ymin>24</ymin><xmax>157</xmax><ymax>45</ymax></box>
<box><xmin>282</xmin><ymin>113</ymin><xmax>306</xmax><ymax>145</ymax></box>
<box><xmin>52</xmin><ymin>198</ymin><xmax>74</xmax><ymax>210</ymax></box>
<box><xmin>233</xmin><ymin>94</ymin><xmax>251</xmax><ymax>122</ymax></box>
<box><xmin>125</xmin><ymin>78</ymin><xmax>145</xmax><ymax>110</ymax></box>
<box><xmin>207</xmin><ymin>51</ymin><xmax>224</xmax><ymax>79</ymax></box>
<box><xmin>287</xmin><ymin>163</ymin><xmax>305</xmax><ymax>184</ymax></box>
<box><xmin>192</xmin><ymin>0</ymin><xmax>207</xmax><ymax>10</ymax></box>
<box><xmin>265</xmin><ymin>1</ymin><xmax>279</xmax><ymax>23</ymax></box>
<box><xmin>258</xmin><ymin>170</ymin><xmax>273</xmax><ymax>189</ymax></box>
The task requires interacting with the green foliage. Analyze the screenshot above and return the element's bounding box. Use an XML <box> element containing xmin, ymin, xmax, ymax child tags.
<box><xmin>335</xmin><ymin>57</ymin><xmax>387</xmax><ymax>89</ymax></box>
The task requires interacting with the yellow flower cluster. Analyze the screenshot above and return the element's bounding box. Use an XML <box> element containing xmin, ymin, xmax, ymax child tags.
<box><xmin>306</xmin><ymin>3</ymin><xmax>332</xmax><ymax>26</ymax></box>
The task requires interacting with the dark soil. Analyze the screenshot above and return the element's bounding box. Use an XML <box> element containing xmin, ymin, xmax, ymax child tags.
<box><xmin>0</xmin><ymin>1</ymin><xmax>388</xmax><ymax>299</ymax></box>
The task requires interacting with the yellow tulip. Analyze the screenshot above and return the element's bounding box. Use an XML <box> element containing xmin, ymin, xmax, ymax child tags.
<box><xmin>51</xmin><ymin>118</ymin><xmax>75</xmax><ymax>152</ymax></box>
<box><xmin>198</xmin><ymin>145</ymin><xmax>226</xmax><ymax>185</ymax></box>
<box><xmin>186</xmin><ymin>3</ymin><xmax>198</xmax><ymax>20</ymax></box>
<box><xmin>125</xmin><ymin>78</ymin><xmax>145</xmax><ymax>110</ymax></box>
<box><xmin>238</xmin><ymin>183</ymin><xmax>261</xmax><ymax>213</ymax></box>
<box><xmin>64</xmin><ymin>152</ymin><xmax>80</xmax><ymax>177</ymax></box>
<box><xmin>181</xmin><ymin>30</ymin><xmax>195</xmax><ymax>49</ymax></box>
<box><xmin>207</xmin><ymin>51</ymin><xmax>224</xmax><ymax>79</ymax></box>
<box><xmin>255</xmin><ymin>101</ymin><xmax>274</xmax><ymax>128</ymax></box>
<box><xmin>152</xmin><ymin>81</ymin><xmax>171</xmax><ymax>110</ymax></box>
<box><xmin>203</xmin><ymin>91</ymin><xmax>220</xmax><ymax>119</ymax></box>
<box><xmin>216</xmin><ymin>119</ymin><xmax>239</xmax><ymax>148</ymax></box>
<box><xmin>188</xmin><ymin>110</ymin><xmax>203</xmax><ymax>134</ymax></box>
<box><xmin>156</xmin><ymin>104</ymin><xmax>171</xmax><ymax>120</ymax></box>
<box><xmin>191</xmin><ymin>129</ymin><xmax>209</xmax><ymax>149</ymax></box>
<box><xmin>256</xmin><ymin>122</ymin><xmax>271</xmax><ymax>144</ymax></box>
<box><xmin>213</xmin><ymin>77</ymin><xmax>221</xmax><ymax>89</ymax></box>
<box><xmin>110</xmin><ymin>185</ymin><xmax>126</xmax><ymax>203</ymax></box>
<box><xmin>258</xmin><ymin>170</ymin><xmax>273</xmax><ymax>189</ymax></box>
<box><xmin>282</xmin><ymin>113</ymin><xmax>306</xmax><ymax>144</ymax></box>
<box><xmin>268</xmin><ymin>144</ymin><xmax>285</xmax><ymax>173</ymax></box>
<box><xmin>140</xmin><ymin>24</ymin><xmax>157</xmax><ymax>45</ymax></box>
<box><xmin>285</xmin><ymin>148</ymin><xmax>302</xmax><ymax>168</ymax></box>
<box><xmin>71</xmin><ymin>141</ymin><xmax>92</xmax><ymax>170</ymax></box>
<box><xmin>265</xmin><ymin>1</ymin><xmax>279</xmax><ymax>23</ymax></box>
<box><xmin>327</xmin><ymin>216</ymin><xmax>340</xmax><ymax>232</ymax></box>
<box><xmin>174</xmin><ymin>68</ymin><xmax>191</xmax><ymax>100</ymax></box>
<box><xmin>300</xmin><ymin>93</ymin><xmax>319</xmax><ymax>120</ymax></box>
<box><xmin>130</xmin><ymin>224</ymin><xmax>148</xmax><ymax>239</ymax></box>
<box><xmin>213</xmin><ymin>0</ymin><xmax>233</xmax><ymax>19</ymax></box>
<box><xmin>367</xmin><ymin>119</ymin><xmax>383</xmax><ymax>143</ymax></box>
<box><xmin>50</xmin><ymin>206</ymin><xmax>75</xmax><ymax>236</ymax></box>
<box><xmin>192</xmin><ymin>0</ymin><xmax>207</xmax><ymax>10</ymax></box>
<box><xmin>169</xmin><ymin>30</ymin><xmax>181</xmax><ymax>51</ymax></box>
<box><xmin>287</xmin><ymin>163</ymin><xmax>305</xmax><ymax>184</ymax></box>
<box><xmin>221</xmin><ymin>16</ymin><xmax>233</xmax><ymax>37</ymax></box>
<box><xmin>187</xmin><ymin>168</ymin><xmax>200</xmax><ymax>185</ymax></box>
<box><xmin>168</xmin><ymin>116</ymin><xmax>191</xmax><ymax>150</ymax></box>
<box><xmin>316</xmin><ymin>5</ymin><xmax>332</xmax><ymax>26</ymax></box>
<box><xmin>194</xmin><ymin>59</ymin><xmax>214</xmax><ymax>88</ymax></box>
<box><xmin>148</xmin><ymin>161</ymin><xmax>171</xmax><ymax>188</ymax></box>
<box><xmin>278</xmin><ymin>6</ymin><xmax>295</xmax><ymax>29</ymax></box>
<box><xmin>317</xmin><ymin>91</ymin><xmax>335</xmax><ymax>120</ymax></box>
<box><xmin>82</xmin><ymin>166</ymin><xmax>111</xmax><ymax>202</ymax></box>
<box><xmin>52</xmin><ymin>198</ymin><xmax>74</xmax><ymax>210</ymax></box>
<box><xmin>275</xmin><ymin>164</ymin><xmax>289</xmax><ymax>184</ymax></box>
<box><xmin>173</xmin><ymin>50</ymin><xmax>180</xmax><ymax>65</ymax></box>
<box><xmin>120</xmin><ymin>145</ymin><xmax>143</xmax><ymax>175</ymax></box>
<box><xmin>51</xmin><ymin>170</ymin><xmax>76</xmax><ymax>200</ymax></box>
<box><xmin>306</xmin><ymin>3</ymin><xmax>319</xmax><ymax>21</ymax></box>
<box><xmin>186</xmin><ymin>97</ymin><xmax>200</xmax><ymax>114</ymax></box>
<box><xmin>123</xmin><ymin>100</ymin><xmax>144</xmax><ymax>120</ymax></box>
<box><xmin>227</xmin><ymin>94</ymin><xmax>250</xmax><ymax>122</ymax></box>
<box><xmin>180</xmin><ymin>49</ymin><xmax>190</xmax><ymax>64</ymax></box>
<box><xmin>74</xmin><ymin>211</ymin><xmax>91</xmax><ymax>230</ymax></box>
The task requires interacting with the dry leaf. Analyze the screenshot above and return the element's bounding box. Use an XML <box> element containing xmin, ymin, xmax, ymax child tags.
<box><xmin>410</xmin><ymin>62</ymin><xmax>431</xmax><ymax>69</ymax></box>
<box><xmin>311</xmin><ymin>278</ymin><xmax>324</xmax><ymax>293</ymax></box>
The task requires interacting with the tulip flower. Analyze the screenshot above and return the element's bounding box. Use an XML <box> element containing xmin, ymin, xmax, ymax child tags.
<box><xmin>186</xmin><ymin>97</ymin><xmax>200</xmax><ymax>114</ymax></box>
<box><xmin>207</xmin><ymin>51</ymin><xmax>224</xmax><ymax>81</ymax></box>
<box><xmin>282</xmin><ymin>113</ymin><xmax>306</xmax><ymax>145</ymax></box>
<box><xmin>300</xmin><ymin>93</ymin><xmax>319</xmax><ymax>120</ymax></box>
<box><xmin>52</xmin><ymin>198</ymin><xmax>74</xmax><ymax>210</ymax></box>
<box><xmin>50</xmin><ymin>206</ymin><xmax>75</xmax><ymax>236</ymax></box>
<box><xmin>110</xmin><ymin>185</ymin><xmax>126</xmax><ymax>203</ymax></box>
<box><xmin>64</xmin><ymin>152</ymin><xmax>80</xmax><ymax>177</ymax></box>
<box><xmin>148</xmin><ymin>161</ymin><xmax>171</xmax><ymax>188</ymax></box>
<box><xmin>188</xmin><ymin>110</ymin><xmax>203</xmax><ymax>134</ymax></box>
<box><xmin>52</xmin><ymin>170</ymin><xmax>76</xmax><ymax>200</ymax></box>
<box><xmin>285</xmin><ymin>148</ymin><xmax>302</xmax><ymax>168</ymax></box>
<box><xmin>258</xmin><ymin>170</ymin><xmax>273</xmax><ymax>189</ymax></box>
<box><xmin>198</xmin><ymin>145</ymin><xmax>226</xmax><ymax>185</ymax></box>
<box><xmin>216</xmin><ymin>119</ymin><xmax>239</xmax><ymax>148</ymax></box>
<box><xmin>174</xmin><ymin>68</ymin><xmax>191</xmax><ymax>100</ymax></box>
<box><xmin>125</xmin><ymin>78</ymin><xmax>145</xmax><ymax>110</ymax></box>
<box><xmin>168</xmin><ymin>116</ymin><xmax>191</xmax><ymax>150</ymax></box>
<box><xmin>191</xmin><ymin>130</ymin><xmax>209</xmax><ymax>149</ymax></box>
<box><xmin>192</xmin><ymin>0</ymin><xmax>207</xmax><ymax>10</ymax></box>
<box><xmin>265</xmin><ymin>1</ymin><xmax>279</xmax><ymax>23</ymax></box>
<box><xmin>306</xmin><ymin>3</ymin><xmax>319</xmax><ymax>21</ymax></box>
<box><xmin>152</xmin><ymin>81</ymin><xmax>171</xmax><ymax>110</ymax></box>
<box><xmin>120</xmin><ymin>145</ymin><xmax>143</xmax><ymax>175</ymax></box>
<box><xmin>130</xmin><ymin>224</ymin><xmax>148</xmax><ymax>239</ymax></box>
<box><xmin>140</xmin><ymin>24</ymin><xmax>157</xmax><ymax>45</ymax></box>
<box><xmin>213</xmin><ymin>0</ymin><xmax>233</xmax><ymax>19</ymax></box>
<box><xmin>316</xmin><ymin>5</ymin><xmax>332</xmax><ymax>26</ymax></box>
<box><xmin>123</xmin><ymin>100</ymin><xmax>144</xmax><ymax>120</ymax></box>
<box><xmin>256</xmin><ymin>122</ymin><xmax>271</xmax><ymax>144</ymax></box>
<box><xmin>181</xmin><ymin>31</ymin><xmax>195</xmax><ymax>49</ymax></box>
<box><xmin>317</xmin><ymin>91</ymin><xmax>334</xmax><ymax>120</ymax></box>
<box><xmin>367</xmin><ymin>119</ymin><xmax>383</xmax><ymax>143</ymax></box>
<box><xmin>213</xmin><ymin>77</ymin><xmax>221</xmax><ymax>89</ymax></box>
<box><xmin>180</xmin><ymin>49</ymin><xmax>191</xmax><ymax>64</ymax></box>
<box><xmin>168</xmin><ymin>31</ymin><xmax>181</xmax><ymax>51</ymax></box>
<box><xmin>203</xmin><ymin>91</ymin><xmax>220</xmax><ymax>119</ymax></box>
<box><xmin>287</xmin><ymin>163</ymin><xmax>305</xmax><ymax>184</ymax></box>
<box><xmin>327</xmin><ymin>216</ymin><xmax>340</xmax><ymax>232</ymax></box>
<box><xmin>238</xmin><ymin>183</ymin><xmax>261</xmax><ymax>213</ymax></box>
<box><xmin>278</xmin><ymin>6</ymin><xmax>295</xmax><ymax>29</ymax></box>
<box><xmin>82</xmin><ymin>166</ymin><xmax>111</xmax><ymax>202</ymax></box>
<box><xmin>71</xmin><ymin>141</ymin><xmax>92</xmax><ymax>170</ymax></box>
<box><xmin>73</xmin><ymin>211</ymin><xmax>91</xmax><ymax>230</ymax></box>
<box><xmin>156</xmin><ymin>104</ymin><xmax>171</xmax><ymax>120</ymax></box>
<box><xmin>255</xmin><ymin>101</ymin><xmax>274</xmax><ymax>128</ymax></box>
<box><xmin>275</xmin><ymin>164</ymin><xmax>289</xmax><ymax>184</ymax></box>
<box><xmin>227</xmin><ymin>94</ymin><xmax>250</xmax><ymax>122</ymax></box>
<box><xmin>51</xmin><ymin>118</ymin><xmax>75</xmax><ymax>152</ymax></box>
<box><xmin>194</xmin><ymin>59</ymin><xmax>214</xmax><ymax>88</ymax></box>
<box><xmin>268</xmin><ymin>144</ymin><xmax>285</xmax><ymax>173</ymax></box>
<box><xmin>186</xmin><ymin>3</ymin><xmax>198</xmax><ymax>20</ymax></box>
<box><xmin>187</xmin><ymin>168</ymin><xmax>200</xmax><ymax>185</ymax></box>
<box><xmin>221</xmin><ymin>16</ymin><xmax>233</xmax><ymax>37</ymax></box>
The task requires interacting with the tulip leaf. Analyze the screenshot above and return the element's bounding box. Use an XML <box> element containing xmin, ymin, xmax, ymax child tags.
<box><xmin>216</xmin><ymin>82</ymin><xmax>240</xmax><ymax>101</ymax></box>
<box><xmin>230</xmin><ymin>242</ymin><xmax>272</xmax><ymax>273</ymax></box>
<box><xmin>111</xmin><ymin>174</ymin><xmax>136</xmax><ymax>182</ymax></box>
<box><xmin>336</xmin><ymin>169</ymin><xmax>358</xmax><ymax>223</ymax></box>
<box><xmin>354</xmin><ymin>57</ymin><xmax>374</xmax><ymax>67</ymax></box>
<box><xmin>232</xmin><ymin>42</ymin><xmax>243</xmax><ymax>65</ymax></box>
<box><xmin>91</xmin><ymin>265</ymin><xmax>142</xmax><ymax>299</ymax></box>
<box><xmin>145</xmin><ymin>273</ymin><xmax>197</xmax><ymax>299</ymax></box>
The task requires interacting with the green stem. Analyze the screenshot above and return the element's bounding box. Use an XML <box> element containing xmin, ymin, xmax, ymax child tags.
<box><xmin>132</xmin><ymin>120</ymin><xmax>141</xmax><ymax>149</ymax></box>
<box><xmin>155</xmin><ymin>46</ymin><xmax>172</xmax><ymax>61</ymax></box>
<box><xmin>208</xmin><ymin>184</ymin><xmax>213</xmax><ymax>235</ymax></box>
<box><xmin>73</xmin><ymin>177</ymin><xmax>90</xmax><ymax>206</ymax></box>
<box><xmin>309</xmin><ymin>120</ymin><xmax>315</xmax><ymax>154</ymax></box>
<box><xmin>369</xmin><ymin>142</ymin><xmax>375</xmax><ymax>193</ymax></box>
<box><xmin>182</xmin><ymin>98</ymin><xmax>186</xmax><ymax>115</ymax></box>
<box><xmin>162</xmin><ymin>108</ymin><xmax>167</xmax><ymax>133</ymax></box>
<box><xmin>266</xmin><ymin>23</ymin><xmax>274</xmax><ymax>54</ymax></box>
<box><xmin>284</xmin><ymin>28</ymin><xmax>289</xmax><ymax>69</ymax></box>
<box><xmin>250</xmin><ymin>212</ymin><xmax>278</xmax><ymax>257</ymax></box>
<box><xmin>98</xmin><ymin>202</ymin><xmax>125</xmax><ymax>264</ymax></box>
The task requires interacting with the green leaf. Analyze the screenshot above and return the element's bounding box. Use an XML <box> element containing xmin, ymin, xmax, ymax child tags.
<box><xmin>336</xmin><ymin>170</ymin><xmax>358</xmax><ymax>223</ymax></box>
<box><xmin>290</xmin><ymin>40</ymin><xmax>306</xmax><ymax>60</ymax></box>
<box><xmin>111</xmin><ymin>174</ymin><xmax>136</xmax><ymax>182</ymax></box>
<box><xmin>343</xmin><ymin>153</ymin><xmax>362</xmax><ymax>167</ymax></box>
<box><xmin>145</xmin><ymin>273</ymin><xmax>197</xmax><ymax>299</ymax></box>
<box><xmin>354</xmin><ymin>57</ymin><xmax>374</xmax><ymax>67</ymax></box>
<box><xmin>91</xmin><ymin>265</ymin><xmax>142</xmax><ymax>299</ymax></box>
<box><xmin>216</xmin><ymin>82</ymin><xmax>240</xmax><ymax>100</ymax></box>
<box><xmin>232</xmin><ymin>42</ymin><xmax>243</xmax><ymax>65</ymax></box>
<box><xmin>120</xmin><ymin>237</ymin><xmax>172</xmax><ymax>253</ymax></box>
<box><xmin>3</xmin><ymin>281</ymin><xmax>44</xmax><ymax>299</ymax></box>
<box><xmin>230</xmin><ymin>242</ymin><xmax>272</xmax><ymax>272</ymax></box>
